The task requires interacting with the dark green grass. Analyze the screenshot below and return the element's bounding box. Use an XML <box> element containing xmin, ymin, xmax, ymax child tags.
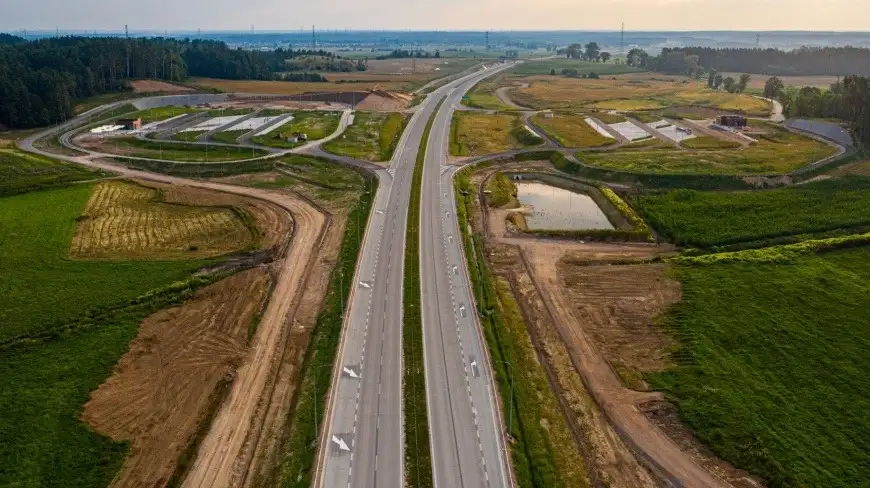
<box><xmin>634</xmin><ymin>177</ymin><xmax>870</xmax><ymax>247</ymax></box>
<box><xmin>651</xmin><ymin>247</ymin><xmax>870</xmax><ymax>487</ymax></box>
<box><xmin>126</xmin><ymin>106</ymin><xmax>196</xmax><ymax>123</ymax></box>
<box><xmin>209</xmin><ymin>130</ymin><xmax>247</xmax><ymax>144</ymax></box>
<box><xmin>0</xmin><ymin>184</ymin><xmax>214</xmax><ymax>487</ymax></box>
<box><xmin>0</xmin><ymin>185</ymin><xmax>207</xmax><ymax>343</ymax></box>
<box><xmin>0</xmin><ymin>150</ymin><xmax>105</xmax><ymax>196</ymax></box>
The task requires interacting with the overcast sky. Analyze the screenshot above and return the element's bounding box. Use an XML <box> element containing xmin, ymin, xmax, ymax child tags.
<box><xmin>2</xmin><ymin>0</ymin><xmax>869</xmax><ymax>32</ymax></box>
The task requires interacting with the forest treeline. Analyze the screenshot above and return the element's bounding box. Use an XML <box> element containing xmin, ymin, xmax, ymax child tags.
<box><xmin>0</xmin><ymin>36</ymin><xmax>354</xmax><ymax>129</ymax></box>
<box><xmin>626</xmin><ymin>46</ymin><xmax>870</xmax><ymax>77</ymax></box>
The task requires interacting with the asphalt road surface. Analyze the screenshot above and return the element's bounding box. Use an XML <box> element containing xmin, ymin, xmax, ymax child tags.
<box><xmin>420</xmin><ymin>64</ymin><xmax>515</xmax><ymax>488</ymax></box>
<box><xmin>317</xmin><ymin>63</ymin><xmax>515</xmax><ymax>488</ymax></box>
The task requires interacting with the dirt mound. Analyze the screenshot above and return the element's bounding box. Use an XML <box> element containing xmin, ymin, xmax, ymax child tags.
<box><xmin>81</xmin><ymin>268</ymin><xmax>271</xmax><ymax>488</ymax></box>
<box><xmin>355</xmin><ymin>90</ymin><xmax>413</xmax><ymax>111</ymax></box>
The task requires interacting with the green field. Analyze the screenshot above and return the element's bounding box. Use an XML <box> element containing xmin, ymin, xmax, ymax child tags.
<box><xmin>0</xmin><ymin>150</ymin><xmax>105</xmax><ymax>196</ymax></box>
<box><xmin>580</xmin><ymin>123</ymin><xmax>836</xmax><ymax>175</ymax></box>
<box><xmin>252</xmin><ymin>111</ymin><xmax>341</xmax><ymax>149</ymax></box>
<box><xmin>680</xmin><ymin>136</ymin><xmax>742</xmax><ymax>150</ymax></box>
<box><xmin>172</xmin><ymin>131</ymin><xmax>206</xmax><ymax>142</ymax></box>
<box><xmin>651</xmin><ymin>247</ymin><xmax>870</xmax><ymax>487</ymax></box>
<box><xmin>126</xmin><ymin>106</ymin><xmax>196</xmax><ymax>123</ymax></box>
<box><xmin>323</xmin><ymin>111</ymin><xmax>407</xmax><ymax>162</ymax></box>
<box><xmin>105</xmin><ymin>137</ymin><xmax>268</xmax><ymax>162</ymax></box>
<box><xmin>450</xmin><ymin>112</ymin><xmax>541</xmax><ymax>156</ymax></box>
<box><xmin>463</xmin><ymin>77</ymin><xmax>517</xmax><ymax>111</ymax></box>
<box><xmin>0</xmin><ymin>185</ymin><xmax>209</xmax><ymax>487</ymax></box>
<box><xmin>530</xmin><ymin>113</ymin><xmax>615</xmax><ymax>148</ymax></box>
<box><xmin>210</xmin><ymin>130</ymin><xmax>247</xmax><ymax>144</ymax></box>
<box><xmin>509</xmin><ymin>59</ymin><xmax>642</xmax><ymax>76</ymax></box>
<box><xmin>634</xmin><ymin>177</ymin><xmax>870</xmax><ymax>247</ymax></box>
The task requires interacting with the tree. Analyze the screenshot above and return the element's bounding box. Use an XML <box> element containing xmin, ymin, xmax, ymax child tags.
<box><xmin>626</xmin><ymin>48</ymin><xmax>649</xmax><ymax>68</ymax></box>
<box><xmin>600</xmin><ymin>52</ymin><xmax>611</xmax><ymax>63</ymax></box>
<box><xmin>714</xmin><ymin>73</ymin><xmax>724</xmax><ymax>89</ymax></box>
<box><xmin>707</xmin><ymin>69</ymin><xmax>717</xmax><ymax>88</ymax></box>
<box><xmin>723</xmin><ymin>76</ymin><xmax>737</xmax><ymax>93</ymax></box>
<box><xmin>738</xmin><ymin>73</ymin><xmax>752</xmax><ymax>93</ymax></box>
<box><xmin>550</xmin><ymin>68</ymin><xmax>556</xmax><ymax>76</ymax></box>
<box><xmin>763</xmin><ymin>76</ymin><xmax>785</xmax><ymax>99</ymax></box>
<box><xmin>565</xmin><ymin>43</ymin><xmax>583</xmax><ymax>59</ymax></box>
<box><xmin>584</xmin><ymin>42</ymin><xmax>601</xmax><ymax>62</ymax></box>
<box><xmin>587</xmin><ymin>72</ymin><xmax>600</xmax><ymax>79</ymax></box>
<box><xmin>434</xmin><ymin>50</ymin><xmax>440</xmax><ymax>58</ymax></box>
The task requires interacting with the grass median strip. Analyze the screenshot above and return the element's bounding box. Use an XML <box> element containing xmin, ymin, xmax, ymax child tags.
<box><xmin>403</xmin><ymin>103</ymin><xmax>440</xmax><ymax>488</ymax></box>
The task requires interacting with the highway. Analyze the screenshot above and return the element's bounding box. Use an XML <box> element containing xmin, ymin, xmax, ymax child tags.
<box><xmin>317</xmin><ymin>63</ymin><xmax>514</xmax><ymax>488</ymax></box>
<box><xmin>420</xmin><ymin>65</ymin><xmax>514</xmax><ymax>488</ymax></box>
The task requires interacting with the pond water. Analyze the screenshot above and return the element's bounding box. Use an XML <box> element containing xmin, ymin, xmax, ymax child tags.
<box><xmin>515</xmin><ymin>181</ymin><xmax>614</xmax><ymax>231</ymax></box>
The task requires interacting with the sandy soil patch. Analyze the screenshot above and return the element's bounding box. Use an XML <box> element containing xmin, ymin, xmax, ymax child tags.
<box><xmin>81</xmin><ymin>268</ymin><xmax>272</xmax><ymax>488</ymax></box>
<box><xmin>132</xmin><ymin>79</ymin><xmax>194</xmax><ymax>93</ymax></box>
<box><xmin>354</xmin><ymin>90</ymin><xmax>413</xmax><ymax>111</ymax></box>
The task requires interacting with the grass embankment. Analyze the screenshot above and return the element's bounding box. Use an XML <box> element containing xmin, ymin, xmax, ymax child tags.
<box><xmin>651</xmin><ymin>246</ymin><xmax>870</xmax><ymax>487</ymax></box>
<box><xmin>450</xmin><ymin>112</ymin><xmax>541</xmax><ymax>156</ymax></box>
<box><xmin>252</xmin><ymin>112</ymin><xmax>339</xmax><ymax>148</ymax></box>
<box><xmin>634</xmin><ymin>177</ymin><xmax>870</xmax><ymax>248</ymax></box>
<box><xmin>592</xmin><ymin>112</ymin><xmax>626</xmax><ymax>124</ymax></box>
<box><xmin>276</xmin><ymin>171</ymin><xmax>377</xmax><ymax>487</ymax></box>
<box><xmin>171</xmin><ymin>131</ymin><xmax>206</xmax><ymax>142</ymax></box>
<box><xmin>322</xmin><ymin>111</ymin><xmax>408</xmax><ymax>162</ymax></box>
<box><xmin>252</xmin><ymin>111</ymin><xmax>342</xmax><ymax>149</ymax></box>
<box><xmin>0</xmin><ymin>184</ymin><xmax>216</xmax><ymax>487</ymax></box>
<box><xmin>463</xmin><ymin>77</ymin><xmax>516</xmax><ymax>111</ymax></box>
<box><xmin>680</xmin><ymin>136</ymin><xmax>742</xmax><ymax>149</ymax></box>
<box><xmin>126</xmin><ymin>106</ymin><xmax>196</xmax><ymax>123</ymax></box>
<box><xmin>579</xmin><ymin>123</ymin><xmax>836</xmax><ymax>174</ymax></box>
<box><xmin>401</xmin><ymin>101</ymin><xmax>439</xmax><ymax>488</ymax></box>
<box><xmin>103</xmin><ymin>137</ymin><xmax>269</xmax><ymax>162</ymax></box>
<box><xmin>209</xmin><ymin>130</ymin><xmax>248</xmax><ymax>144</ymax></box>
<box><xmin>0</xmin><ymin>149</ymin><xmax>105</xmax><ymax>196</ymax></box>
<box><xmin>455</xmin><ymin>167</ymin><xmax>591</xmax><ymax>488</ymax></box>
<box><xmin>531</xmin><ymin>113</ymin><xmax>615</xmax><ymax>147</ymax></box>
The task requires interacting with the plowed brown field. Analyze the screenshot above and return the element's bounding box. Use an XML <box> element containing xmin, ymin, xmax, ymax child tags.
<box><xmin>70</xmin><ymin>181</ymin><xmax>255</xmax><ymax>260</ymax></box>
<box><xmin>82</xmin><ymin>268</ymin><xmax>271</xmax><ymax>488</ymax></box>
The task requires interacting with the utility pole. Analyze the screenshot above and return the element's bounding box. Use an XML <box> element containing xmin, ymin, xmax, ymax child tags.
<box><xmin>621</xmin><ymin>22</ymin><xmax>625</xmax><ymax>55</ymax></box>
<box><xmin>485</xmin><ymin>31</ymin><xmax>489</xmax><ymax>51</ymax></box>
<box><xmin>56</xmin><ymin>26</ymin><xmax>59</xmax><ymax>38</ymax></box>
<box><xmin>311</xmin><ymin>25</ymin><xmax>316</xmax><ymax>50</ymax></box>
<box><xmin>756</xmin><ymin>33</ymin><xmax>760</xmax><ymax>47</ymax></box>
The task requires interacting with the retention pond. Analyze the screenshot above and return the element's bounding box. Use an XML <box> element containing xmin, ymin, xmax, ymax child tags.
<box><xmin>515</xmin><ymin>181</ymin><xmax>614</xmax><ymax>231</ymax></box>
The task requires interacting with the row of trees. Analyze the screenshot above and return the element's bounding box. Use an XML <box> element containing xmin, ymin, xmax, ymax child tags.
<box><xmin>0</xmin><ymin>36</ymin><xmax>341</xmax><ymax>129</ymax></box>
<box><xmin>707</xmin><ymin>72</ymin><xmax>752</xmax><ymax>93</ymax></box>
<box><xmin>376</xmin><ymin>49</ymin><xmax>440</xmax><ymax>59</ymax></box>
<box><xmin>628</xmin><ymin>46</ymin><xmax>870</xmax><ymax>77</ymax></box>
<box><xmin>560</xmin><ymin>42</ymin><xmax>611</xmax><ymax>63</ymax></box>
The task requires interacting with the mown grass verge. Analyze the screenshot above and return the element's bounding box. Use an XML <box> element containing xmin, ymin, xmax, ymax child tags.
<box><xmin>402</xmin><ymin>103</ymin><xmax>439</xmax><ymax>488</ymax></box>
<box><xmin>277</xmin><ymin>170</ymin><xmax>377</xmax><ymax>487</ymax></box>
<box><xmin>0</xmin><ymin>149</ymin><xmax>106</xmax><ymax>196</ymax></box>
<box><xmin>455</xmin><ymin>166</ymin><xmax>590</xmax><ymax>488</ymax></box>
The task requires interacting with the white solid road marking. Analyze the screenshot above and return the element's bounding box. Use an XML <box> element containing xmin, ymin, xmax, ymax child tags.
<box><xmin>332</xmin><ymin>435</ymin><xmax>351</xmax><ymax>452</ymax></box>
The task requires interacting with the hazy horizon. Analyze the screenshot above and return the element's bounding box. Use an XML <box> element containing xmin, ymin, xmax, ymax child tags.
<box><xmin>2</xmin><ymin>0</ymin><xmax>869</xmax><ymax>32</ymax></box>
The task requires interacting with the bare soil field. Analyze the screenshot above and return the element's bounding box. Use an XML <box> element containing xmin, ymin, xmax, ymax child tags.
<box><xmin>132</xmin><ymin>80</ymin><xmax>195</xmax><ymax>93</ymax></box>
<box><xmin>556</xmin><ymin>260</ymin><xmax>681</xmax><ymax>390</ymax></box>
<box><xmin>70</xmin><ymin>181</ymin><xmax>255</xmax><ymax>260</ymax></box>
<box><xmin>81</xmin><ymin>268</ymin><xmax>272</xmax><ymax>488</ymax></box>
